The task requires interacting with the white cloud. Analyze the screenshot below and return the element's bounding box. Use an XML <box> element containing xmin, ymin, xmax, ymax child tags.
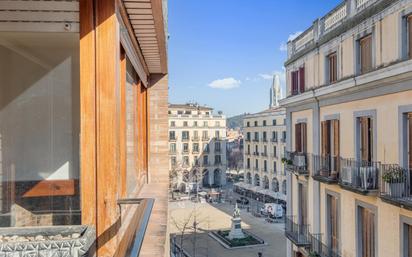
<box><xmin>208</xmin><ymin>77</ymin><xmax>241</xmax><ymax>90</ymax></box>
<box><xmin>279</xmin><ymin>42</ymin><xmax>288</xmax><ymax>52</ymax></box>
<box><xmin>288</xmin><ymin>31</ymin><xmax>303</xmax><ymax>41</ymax></box>
<box><xmin>259</xmin><ymin>73</ymin><xmax>273</xmax><ymax>80</ymax></box>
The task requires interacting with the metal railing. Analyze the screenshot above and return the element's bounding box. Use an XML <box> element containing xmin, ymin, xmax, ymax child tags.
<box><xmin>284</xmin><ymin>216</ymin><xmax>311</xmax><ymax>247</ymax></box>
<box><xmin>253</xmin><ymin>152</ymin><xmax>260</xmax><ymax>156</ymax></box>
<box><xmin>339</xmin><ymin>158</ymin><xmax>380</xmax><ymax>192</ymax></box>
<box><xmin>253</xmin><ymin>138</ymin><xmax>260</xmax><ymax>142</ymax></box>
<box><xmin>284</xmin><ymin>151</ymin><xmax>309</xmax><ymax>175</ymax></box>
<box><xmin>379</xmin><ymin>164</ymin><xmax>411</xmax><ymax>202</ymax></box>
<box><xmin>271</xmin><ymin>138</ymin><xmax>278</xmax><ymax>143</ymax></box>
<box><xmin>312</xmin><ymin>154</ymin><xmax>339</xmax><ymax>183</ymax></box>
<box><xmin>310</xmin><ymin>234</ymin><xmax>341</xmax><ymax>257</ymax></box>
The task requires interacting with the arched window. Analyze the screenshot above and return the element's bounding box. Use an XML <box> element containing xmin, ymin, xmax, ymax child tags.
<box><xmin>254</xmin><ymin>174</ymin><xmax>260</xmax><ymax>186</ymax></box>
<box><xmin>263</xmin><ymin>176</ymin><xmax>269</xmax><ymax>189</ymax></box>
<box><xmin>272</xmin><ymin>178</ymin><xmax>280</xmax><ymax>192</ymax></box>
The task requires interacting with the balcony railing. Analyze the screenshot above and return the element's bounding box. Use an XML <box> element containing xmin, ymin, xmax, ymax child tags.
<box><xmin>254</xmin><ymin>167</ymin><xmax>259</xmax><ymax>171</ymax></box>
<box><xmin>271</xmin><ymin>138</ymin><xmax>278</xmax><ymax>143</ymax></box>
<box><xmin>312</xmin><ymin>154</ymin><xmax>339</xmax><ymax>184</ymax></box>
<box><xmin>339</xmin><ymin>158</ymin><xmax>380</xmax><ymax>195</ymax></box>
<box><xmin>284</xmin><ymin>216</ymin><xmax>311</xmax><ymax>247</ymax></box>
<box><xmin>169</xmin><ymin>137</ymin><xmax>177</xmax><ymax>142</ymax></box>
<box><xmin>215</xmin><ymin>148</ymin><xmax>221</xmax><ymax>153</ymax></box>
<box><xmin>182</xmin><ymin>137</ymin><xmax>189</xmax><ymax>142</ymax></box>
<box><xmin>191</xmin><ymin>136</ymin><xmax>200</xmax><ymax>141</ymax></box>
<box><xmin>379</xmin><ymin>164</ymin><xmax>412</xmax><ymax>209</ymax></box>
<box><xmin>281</xmin><ymin>138</ymin><xmax>286</xmax><ymax>143</ymax></box>
<box><xmin>261</xmin><ymin>152</ymin><xmax>268</xmax><ymax>157</ymax></box>
<box><xmin>262</xmin><ymin>138</ymin><xmax>268</xmax><ymax>142</ymax></box>
<box><xmin>253</xmin><ymin>152</ymin><xmax>260</xmax><ymax>156</ymax></box>
<box><xmin>310</xmin><ymin>234</ymin><xmax>341</xmax><ymax>257</ymax></box>
<box><xmin>253</xmin><ymin>138</ymin><xmax>260</xmax><ymax>142</ymax></box>
<box><xmin>245</xmin><ymin>138</ymin><xmax>251</xmax><ymax>142</ymax></box>
<box><xmin>202</xmin><ymin>137</ymin><xmax>210</xmax><ymax>141</ymax></box>
<box><xmin>284</xmin><ymin>151</ymin><xmax>309</xmax><ymax>175</ymax></box>
<box><xmin>261</xmin><ymin>168</ymin><xmax>268</xmax><ymax>172</ymax></box>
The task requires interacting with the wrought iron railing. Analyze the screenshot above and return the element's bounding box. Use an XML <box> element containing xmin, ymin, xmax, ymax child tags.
<box><xmin>310</xmin><ymin>234</ymin><xmax>341</xmax><ymax>257</ymax></box>
<box><xmin>284</xmin><ymin>151</ymin><xmax>309</xmax><ymax>175</ymax></box>
<box><xmin>284</xmin><ymin>216</ymin><xmax>311</xmax><ymax>247</ymax></box>
<box><xmin>379</xmin><ymin>164</ymin><xmax>411</xmax><ymax>204</ymax></box>
<box><xmin>339</xmin><ymin>158</ymin><xmax>380</xmax><ymax>192</ymax></box>
<box><xmin>312</xmin><ymin>154</ymin><xmax>339</xmax><ymax>183</ymax></box>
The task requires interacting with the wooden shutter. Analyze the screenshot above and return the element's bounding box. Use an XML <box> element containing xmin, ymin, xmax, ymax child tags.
<box><xmin>408</xmin><ymin>224</ymin><xmax>412</xmax><ymax>257</ymax></box>
<box><xmin>321</xmin><ymin>121</ymin><xmax>331</xmax><ymax>156</ymax></box>
<box><xmin>360</xmin><ymin>35</ymin><xmax>372</xmax><ymax>74</ymax></box>
<box><xmin>321</xmin><ymin>121</ymin><xmax>326</xmax><ymax>156</ymax></box>
<box><xmin>299</xmin><ymin>66</ymin><xmax>305</xmax><ymax>93</ymax></box>
<box><xmin>333</xmin><ymin>120</ymin><xmax>340</xmax><ymax>157</ymax></box>
<box><xmin>295</xmin><ymin>123</ymin><xmax>302</xmax><ymax>152</ymax></box>
<box><xmin>299</xmin><ymin>184</ymin><xmax>308</xmax><ymax>225</ymax></box>
<box><xmin>329</xmin><ymin>53</ymin><xmax>337</xmax><ymax>83</ymax></box>
<box><xmin>360</xmin><ymin>117</ymin><xmax>372</xmax><ymax>162</ymax></box>
<box><xmin>408</xmin><ymin>16</ymin><xmax>412</xmax><ymax>59</ymax></box>
<box><xmin>329</xmin><ymin>195</ymin><xmax>339</xmax><ymax>251</ymax></box>
<box><xmin>361</xmin><ymin>208</ymin><xmax>375</xmax><ymax>257</ymax></box>
<box><xmin>408</xmin><ymin>113</ymin><xmax>412</xmax><ymax>171</ymax></box>
<box><xmin>291</xmin><ymin>71</ymin><xmax>297</xmax><ymax>95</ymax></box>
<box><xmin>301</xmin><ymin>123</ymin><xmax>307</xmax><ymax>153</ymax></box>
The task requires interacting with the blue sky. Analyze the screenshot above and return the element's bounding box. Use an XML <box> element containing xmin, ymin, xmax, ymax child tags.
<box><xmin>168</xmin><ymin>0</ymin><xmax>342</xmax><ymax>117</ymax></box>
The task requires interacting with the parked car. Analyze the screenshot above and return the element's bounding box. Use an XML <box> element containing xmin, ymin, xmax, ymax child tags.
<box><xmin>236</xmin><ymin>197</ymin><xmax>249</xmax><ymax>205</ymax></box>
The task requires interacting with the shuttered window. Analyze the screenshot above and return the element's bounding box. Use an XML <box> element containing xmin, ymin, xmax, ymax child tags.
<box><xmin>298</xmin><ymin>183</ymin><xmax>308</xmax><ymax>225</ymax></box>
<box><xmin>291</xmin><ymin>71</ymin><xmax>298</xmax><ymax>95</ymax></box>
<box><xmin>328</xmin><ymin>53</ymin><xmax>337</xmax><ymax>83</ymax></box>
<box><xmin>291</xmin><ymin>67</ymin><xmax>305</xmax><ymax>95</ymax></box>
<box><xmin>299</xmin><ymin>66</ymin><xmax>305</xmax><ymax>93</ymax></box>
<box><xmin>406</xmin><ymin>223</ymin><xmax>412</xmax><ymax>257</ymax></box>
<box><xmin>328</xmin><ymin>195</ymin><xmax>339</xmax><ymax>251</ymax></box>
<box><xmin>408</xmin><ymin>113</ymin><xmax>412</xmax><ymax>174</ymax></box>
<box><xmin>359</xmin><ymin>117</ymin><xmax>373</xmax><ymax>163</ymax></box>
<box><xmin>295</xmin><ymin>123</ymin><xmax>307</xmax><ymax>153</ymax></box>
<box><xmin>360</xmin><ymin>35</ymin><xmax>372</xmax><ymax>74</ymax></box>
<box><xmin>360</xmin><ymin>207</ymin><xmax>375</xmax><ymax>257</ymax></box>
<box><xmin>321</xmin><ymin>120</ymin><xmax>331</xmax><ymax>156</ymax></box>
<box><xmin>408</xmin><ymin>16</ymin><xmax>412</xmax><ymax>59</ymax></box>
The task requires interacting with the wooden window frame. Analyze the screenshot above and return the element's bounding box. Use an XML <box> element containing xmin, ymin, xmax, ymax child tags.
<box><xmin>328</xmin><ymin>52</ymin><xmax>338</xmax><ymax>84</ymax></box>
<box><xmin>359</xmin><ymin>35</ymin><xmax>373</xmax><ymax>74</ymax></box>
<box><xmin>295</xmin><ymin>122</ymin><xmax>307</xmax><ymax>153</ymax></box>
<box><xmin>356</xmin><ymin>201</ymin><xmax>377</xmax><ymax>257</ymax></box>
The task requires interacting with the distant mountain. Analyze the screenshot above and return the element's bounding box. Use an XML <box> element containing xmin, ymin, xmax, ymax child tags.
<box><xmin>227</xmin><ymin>114</ymin><xmax>248</xmax><ymax>129</ymax></box>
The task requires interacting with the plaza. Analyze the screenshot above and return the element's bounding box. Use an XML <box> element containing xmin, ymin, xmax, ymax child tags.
<box><xmin>169</xmin><ymin>197</ymin><xmax>286</xmax><ymax>257</ymax></box>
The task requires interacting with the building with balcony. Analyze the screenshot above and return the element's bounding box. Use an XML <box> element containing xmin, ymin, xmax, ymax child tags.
<box><xmin>169</xmin><ymin>103</ymin><xmax>227</xmax><ymax>189</ymax></box>
<box><xmin>280</xmin><ymin>0</ymin><xmax>412</xmax><ymax>256</ymax></box>
<box><xmin>0</xmin><ymin>1</ymin><xmax>168</xmax><ymax>257</ymax></box>
<box><xmin>237</xmin><ymin>75</ymin><xmax>287</xmax><ymax>204</ymax></box>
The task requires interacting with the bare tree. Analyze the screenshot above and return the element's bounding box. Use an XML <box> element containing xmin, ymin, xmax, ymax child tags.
<box><xmin>171</xmin><ymin>209</ymin><xmax>195</xmax><ymax>257</ymax></box>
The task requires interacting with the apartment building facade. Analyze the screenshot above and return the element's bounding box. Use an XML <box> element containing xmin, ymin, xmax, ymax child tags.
<box><xmin>242</xmin><ymin>107</ymin><xmax>287</xmax><ymax>203</ymax></box>
<box><xmin>169</xmin><ymin>104</ymin><xmax>227</xmax><ymax>189</ymax></box>
<box><xmin>0</xmin><ymin>1</ymin><xmax>169</xmax><ymax>257</ymax></box>
<box><xmin>281</xmin><ymin>0</ymin><xmax>412</xmax><ymax>256</ymax></box>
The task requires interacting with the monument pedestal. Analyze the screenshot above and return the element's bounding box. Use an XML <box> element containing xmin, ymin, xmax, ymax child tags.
<box><xmin>228</xmin><ymin>217</ymin><xmax>245</xmax><ymax>239</ymax></box>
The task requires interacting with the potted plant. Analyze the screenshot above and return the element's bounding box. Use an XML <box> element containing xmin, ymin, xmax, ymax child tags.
<box><xmin>382</xmin><ymin>165</ymin><xmax>406</xmax><ymax>197</ymax></box>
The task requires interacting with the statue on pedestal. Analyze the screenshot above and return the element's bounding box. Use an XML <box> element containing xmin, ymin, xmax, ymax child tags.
<box><xmin>228</xmin><ymin>203</ymin><xmax>245</xmax><ymax>239</ymax></box>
